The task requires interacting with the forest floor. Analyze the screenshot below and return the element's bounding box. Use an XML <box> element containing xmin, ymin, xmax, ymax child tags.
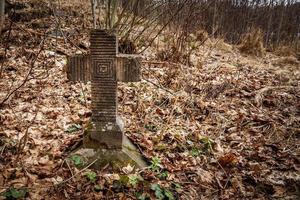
<box><xmin>0</xmin><ymin>1</ymin><xmax>299</xmax><ymax>199</ymax></box>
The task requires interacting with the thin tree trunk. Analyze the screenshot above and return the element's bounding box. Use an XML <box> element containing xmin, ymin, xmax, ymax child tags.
<box><xmin>91</xmin><ymin>0</ymin><xmax>96</xmax><ymax>28</ymax></box>
<box><xmin>106</xmin><ymin>0</ymin><xmax>110</xmax><ymax>29</ymax></box>
<box><xmin>0</xmin><ymin>0</ymin><xmax>5</xmax><ymax>36</ymax></box>
<box><xmin>110</xmin><ymin>0</ymin><xmax>117</xmax><ymax>29</ymax></box>
<box><xmin>276</xmin><ymin>1</ymin><xmax>285</xmax><ymax>46</ymax></box>
<box><xmin>98</xmin><ymin>0</ymin><xmax>102</xmax><ymax>29</ymax></box>
<box><xmin>212</xmin><ymin>0</ymin><xmax>217</xmax><ymax>38</ymax></box>
<box><xmin>265</xmin><ymin>0</ymin><xmax>273</xmax><ymax>48</ymax></box>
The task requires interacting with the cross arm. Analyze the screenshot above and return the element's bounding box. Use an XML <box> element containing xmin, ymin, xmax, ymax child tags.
<box><xmin>66</xmin><ymin>54</ymin><xmax>141</xmax><ymax>83</ymax></box>
<box><xmin>116</xmin><ymin>54</ymin><xmax>141</xmax><ymax>82</ymax></box>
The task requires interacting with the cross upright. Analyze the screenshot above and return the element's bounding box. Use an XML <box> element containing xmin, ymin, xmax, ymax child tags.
<box><xmin>89</xmin><ymin>29</ymin><xmax>122</xmax><ymax>149</ymax></box>
<box><xmin>68</xmin><ymin>29</ymin><xmax>146</xmax><ymax>169</ymax></box>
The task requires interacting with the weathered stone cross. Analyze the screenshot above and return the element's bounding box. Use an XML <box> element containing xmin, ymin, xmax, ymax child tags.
<box><xmin>67</xmin><ymin>29</ymin><xmax>146</xmax><ymax>169</ymax></box>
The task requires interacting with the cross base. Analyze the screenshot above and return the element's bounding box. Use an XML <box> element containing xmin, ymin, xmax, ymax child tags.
<box><xmin>85</xmin><ymin>118</ymin><xmax>125</xmax><ymax>149</ymax></box>
<box><xmin>71</xmin><ymin>137</ymin><xmax>147</xmax><ymax>170</ymax></box>
<box><xmin>70</xmin><ymin>118</ymin><xmax>147</xmax><ymax>170</ymax></box>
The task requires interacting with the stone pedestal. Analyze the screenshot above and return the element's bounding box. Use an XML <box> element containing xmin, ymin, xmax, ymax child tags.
<box><xmin>73</xmin><ymin>136</ymin><xmax>147</xmax><ymax>170</ymax></box>
<box><xmin>71</xmin><ymin>117</ymin><xmax>147</xmax><ymax>169</ymax></box>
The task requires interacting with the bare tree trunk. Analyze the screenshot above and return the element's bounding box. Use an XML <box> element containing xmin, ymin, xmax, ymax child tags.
<box><xmin>265</xmin><ymin>0</ymin><xmax>273</xmax><ymax>48</ymax></box>
<box><xmin>91</xmin><ymin>0</ymin><xmax>97</xmax><ymax>28</ymax></box>
<box><xmin>212</xmin><ymin>0</ymin><xmax>217</xmax><ymax>38</ymax></box>
<box><xmin>98</xmin><ymin>0</ymin><xmax>103</xmax><ymax>28</ymax></box>
<box><xmin>276</xmin><ymin>1</ymin><xmax>285</xmax><ymax>46</ymax></box>
<box><xmin>0</xmin><ymin>0</ymin><xmax>4</xmax><ymax>36</ymax></box>
<box><xmin>106</xmin><ymin>0</ymin><xmax>110</xmax><ymax>29</ymax></box>
<box><xmin>105</xmin><ymin>0</ymin><xmax>117</xmax><ymax>29</ymax></box>
<box><xmin>110</xmin><ymin>0</ymin><xmax>117</xmax><ymax>29</ymax></box>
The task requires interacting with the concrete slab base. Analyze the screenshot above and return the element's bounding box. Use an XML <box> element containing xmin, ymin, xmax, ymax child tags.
<box><xmin>70</xmin><ymin>135</ymin><xmax>148</xmax><ymax>170</ymax></box>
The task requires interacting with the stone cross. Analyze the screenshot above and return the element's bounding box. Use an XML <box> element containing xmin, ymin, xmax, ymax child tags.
<box><xmin>68</xmin><ymin>29</ymin><xmax>146</xmax><ymax>168</ymax></box>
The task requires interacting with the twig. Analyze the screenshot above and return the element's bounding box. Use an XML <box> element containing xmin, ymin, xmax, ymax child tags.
<box><xmin>223</xmin><ymin>175</ymin><xmax>232</xmax><ymax>190</ymax></box>
<box><xmin>79</xmin><ymin>81</ymin><xmax>88</xmax><ymax>107</ymax></box>
<box><xmin>159</xmin><ymin>96</ymin><xmax>178</xmax><ymax>141</ymax></box>
<box><xmin>0</xmin><ymin>35</ymin><xmax>46</xmax><ymax>107</ymax></box>
<box><xmin>217</xmin><ymin>161</ymin><xmax>228</xmax><ymax>177</ymax></box>
<box><xmin>51</xmin><ymin>1</ymin><xmax>68</xmax><ymax>45</ymax></box>
<box><xmin>55</xmin><ymin>158</ymin><xmax>98</xmax><ymax>186</ymax></box>
<box><xmin>65</xmin><ymin>160</ymin><xmax>74</xmax><ymax>178</ymax></box>
<box><xmin>17</xmin><ymin>111</ymin><xmax>38</xmax><ymax>156</ymax></box>
<box><xmin>0</xmin><ymin>144</ymin><xmax>6</xmax><ymax>155</ymax></box>
<box><xmin>215</xmin><ymin>176</ymin><xmax>224</xmax><ymax>189</ymax></box>
<box><xmin>142</xmin><ymin>77</ymin><xmax>175</xmax><ymax>96</ymax></box>
<box><xmin>0</xmin><ymin>15</ymin><xmax>13</xmax><ymax>78</ymax></box>
<box><xmin>139</xmin><ymin>0</ymin><xmax>189</xmax><ymax>54</ymax></box>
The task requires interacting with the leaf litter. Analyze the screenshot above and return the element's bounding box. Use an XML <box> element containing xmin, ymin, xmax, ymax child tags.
<box><xmin>0</xmin><ymin>0</ymin><xmax>299</xmax><ymax>199</ymax></box>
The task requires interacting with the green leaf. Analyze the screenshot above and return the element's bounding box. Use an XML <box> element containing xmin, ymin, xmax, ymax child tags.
<box><xmin>150</xmin><ymin>184</ymin><xmax>164</xmax><ymax>200</ymax></box>
<box><xmin>2</xmin><ymin>187</ymin><xmax>28</xmax><ymax>199</ymax></box>
<box><xmin>164</xmin><ymin>189</ymin><xmax>175</xmax><ymax>200</ymax></box>
<box><xmin>65</xmin><ymin>124</ymin><xmax>82</xmax><ymax>134</ymax></box>
<box><xmin>200</xmin><ymin>137</ymin><xmax>214</xmax><ymax>153</ymax></box>
<box><xmin>158</xmin><ymin>171</ymin><xmax>169</xmax><ymax>179</ymax></box>
<box><xmin>70</xmin><ymin>155</ymin><xmax>83</xmax><ymax>167</ymax></box>
<box><xmin>150</xmin><ymin>156</ymin><xmax>161</xmax><ymax>172</ymax></box>
<box><xmin>190</xmin><ymin>147</ymin><xmax>201</xmax><ymax>157</ymax></box>
<box><xmin>85</xmin><ymin>171</ymin><xmax>97</xmax><ymax>183</ymax></box>
<box><xmin>135</xmin><ymin>192</ymin><xmax>148</xmax><ymax>200</ymax></box>
<box><xmin>128</xmin><ymin>175</ymin><xmax>139</xmax><ymax>187</ymax></box>
<box><xmin>174</xmin><ymin>183</ymin><xmax>181</xmax><ymax>189</ymax></box>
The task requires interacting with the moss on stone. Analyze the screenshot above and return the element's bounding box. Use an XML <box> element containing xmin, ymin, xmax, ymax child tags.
<box><xmin>83</xmin><ymin>120</ymin><xmax>94</xmax><ymax>136</ymax></box>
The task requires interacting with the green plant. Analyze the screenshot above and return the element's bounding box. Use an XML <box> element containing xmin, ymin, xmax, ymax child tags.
<box><xmin>164</xmin><ymin>189</ymin><xmax>175</xmax><ymax>200</ymax></box>
<box><xmin>85</xmin><ymin>171</ymin><xmax>97</xmax><ymax>183</ymax></box>
<box><xmin>2</xmin><ymin>187</ymin><xmax>28</xmax><ymax>199</ymax></box>
<box><xmin>135</xmin><ymin>192</ymin><xmax>149</xmax><ymax>200</ymax></box>
<box><xmin>158</xmin><ymin>171</ymin><xmax>169</xmax><ymax>179</ymax></box>
<box><xmin>190</xmin><ymin>147</ymin><xmax>201</xmax><ymax>157</ymax></box>
<box><xmin>70</xmin><ymin>155</ymin><xmax>83</xmax><ymax>167</ymax></box>
<box><xmin>117</xmin><ymin>175</ymin><xmax>129</xmax><ymax>186</ymax></box>
<box><xmin>128</xmin><ymin>175</ymin><xmax>140</xmax><ymax>187</ymax></box>
<box><xmin>150</xmin><ymin>184</ymin><xmax>164</xmax><ymax>200</ymax></box>
<box><xmin>150</xmin><ymin>156</ymin><xmax>161</xmax><ymax>172</ymax></box>
<box><xmin>65</xmin><ymin>124</ymin><xmax>82</xmax><ymax>134</ymax></box>
<box><xmin>129</xmin><ymin>176</ymin><xmax>138</xmax><ymax>186</ymax></box>
<box><xmin>173</xmin><ymin>183</ymin><xmax>182</xmax><ymax>192</ymax></box>
<box><xmin>200</xmin><ymin>137</ymin><xmax>214</xmax><ymax>153</ymax></box>
<box><xmin>145</xmin><ymin>123</ymin><xmax>158</xmax><ymax>132</ymax></box>
<box><xmin>150</xmin><ymin>184</ymin><xmax>174</xmax><ymax>200</ymax></box>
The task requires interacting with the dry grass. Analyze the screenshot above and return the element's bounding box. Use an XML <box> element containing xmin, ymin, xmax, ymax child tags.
<box><xmin>215</xmin><ymin>39</ymin><xmax>233</xmax><ymax>52</ymax></box>
<box><xmin>274</xmin><ymin>45</ymin><xmax>297</xmax><ymax>57</ymax></box>
<box><xmin>273</xmin><ymin>56</ymin><xmax>299</xmax><ymax>67</ymax></box>
<box><xmin>238</xmin><ymin>28</ymin><xmax>265</xmax><ymax>56</ymax></box>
